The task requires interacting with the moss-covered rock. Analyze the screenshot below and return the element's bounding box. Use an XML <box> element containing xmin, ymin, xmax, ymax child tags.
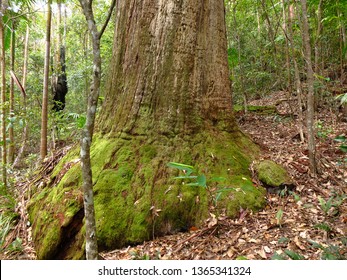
<box><xmin>234</xmin><ymin>105</ymin><xmax>277</xmax><ymax>114</ymax></box>
<box><xmin>28</xmin><ymin>129</ymin><xmax>266</xmax><ymax>259</ymax></box>
<box><xmin>255</xmin><ymin>160</ymin><xmax>295</xmax><ymax>193</ymax></box>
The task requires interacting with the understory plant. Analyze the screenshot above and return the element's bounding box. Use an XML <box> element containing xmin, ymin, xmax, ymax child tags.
<box><xmin>167</xmin><ymin>162</ymin><xmax>233</xmax><ymax>220</ymax></box>
<box><xmin>334</xmin><ymin>135</ymin><xmax>347</xmax><ymax>150</ymax></box>
<box><xmin>0</xmin><ymin>191</ymin><xmax>21</xmax><ymax>255</ymax></box>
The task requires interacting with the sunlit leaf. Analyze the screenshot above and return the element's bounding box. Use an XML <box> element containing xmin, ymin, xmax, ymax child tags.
<box><xmin>185</xmin><ymin>182</ymin><xmax>199</xmax><ymax>187</ymax></box>
<box><xmin>339</xmin><ymin>145</ymin><xmax>347</xmax><ymax>153</ymax></box>
<box><xmin>271</xmin><ymin>252</ymin><xmax>287</xmax><ymax>260</ymax></box>
<box><xmin>277</xmin><ymin>237</ymin><xmax>289</xmax><ymax>244</ymax></box>
<box><xmin>167</xmin><ymin>162</ymin><xmax>194</xmax><ymax>171</ymax></box>
<box><xmin>276</xmin><ymin>208</ymin><xmax>283</xmax><ymax>225</ymax></box>
<box><xmin>173</xmin><ymin>176</ymin><xmax>197</xmax><ymax>180</ymax></box>
<box><xmin>284</xmin><ymin>249</ymin><xmax>304</xmax><ymax>260</ymax></box>
<box><xmin>197</xmin><ymin>174</ymin><xmax>207</xmax><ymax>187</ymax></box>
<box><xmin>314</xmin><ymin>223</ymin><xmax>331</xmax><ymax>232</ymax></box>
<box><xmin>334</xmin><ymin>135</ymin><xmax>346</xmax><ymax>142</ymax></box>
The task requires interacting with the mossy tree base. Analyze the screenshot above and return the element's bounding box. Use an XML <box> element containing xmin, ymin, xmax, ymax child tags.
<box><xmin>28</xmin><ymin>129</ymin><xmax>266</xmax><ymax>259</ymax></box>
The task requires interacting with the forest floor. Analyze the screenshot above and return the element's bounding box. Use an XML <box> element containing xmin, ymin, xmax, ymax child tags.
<box><xmin>2</xmin><ymin>91</ymin><xmax>347</xmax><ymax>260</ymax></box>
<box><xmin>101</xmin><ymin>92</ymin><xmax>347</xmax><ymax>260</ymax></box>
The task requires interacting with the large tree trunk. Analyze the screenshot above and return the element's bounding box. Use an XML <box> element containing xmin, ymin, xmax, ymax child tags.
<box><xmin>99</xmin><ymin>0</ymin><xmax>235</xmax><ymax>136</ymax></box>
<box><xmin>28</xmin><ymin>0</ymin><xmax>265</xmax><ymax>260</ymax></box>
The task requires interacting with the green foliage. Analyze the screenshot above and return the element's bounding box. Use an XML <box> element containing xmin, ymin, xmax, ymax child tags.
<box><xmin>0</xmin><ymin>192</ymin><xmax>20</xmax><ymax>254</ymax></box>
<box><xmin>275</xmin><ymin>208</ymin><xmax>284</xmax><ymax>227</ymax></box>
<box><xmin>0</xmin><ymin>215</ymin><xmax>12</xmax><ymax>249</ymax></box>
<box><xmin>336</xmin><ymin>93</ymin><xmax>347</xmax><ymax>105</ymax></box>
<box><xmin>167</xmin><ymin>162</ymin><xmax>229</xmax><ymax>208</ymax></box>
<box><xmin>309</xmin><ymin>240</ymin><xmax>347</xmax><ymax>260</ymax></box>
<box><xmin>316</xmin><ymin>120</ymin><xmax>333</xmax><ymax>139</ymax></box>
<box><xmin>271</xmin><ymin>252</ymin><xmax>287</xmax><ymax>260</ymax></box>
<box><xmin>271</xmin><ymin>249</ymin><xmax>305</xmax><ymax>260</ymax></box>
<box><xmin>167</xmin><ymin>162</ymin><xmax>195</xmax><ymax>176</ymax></box>
<box><xmin>227</xmin><ymin>47</ymin><xmax>239</xmax><ymax>68</ymax></box>
<box><xmin>129</xmin><ymin>249</ymin><xmax>161</xmax><ymax>260</ymax></box>
<box><xmin>7</xmin><ymin>237</ymin><xmax>23</xmax><ymax>253</ymax></box>
<box><xmin>277</xmin><ymin>237</ymin><xmax>290</xmax><ymax>245</ymax></box>
<box><xmin>318</xmin><ymin>196</ymin><xmax>334</xmax><ymax>215</ymax></box>
<box><xmin>289</xmin><ymin>191</ymin><xmax>301</xmax><ymax>202</ymax></box>
<box><xmin>334</xmin><ymin>135</ymin><xmax>347</xmax><ymax>153</ymax></box>
<box><xmin>314</xmin><ymin>223</ymin><xmax>332</xmax><ymax>233</ymax></box>
<box><xmin>284</xmin><ymin>249</ymin><xmax>305</xmax><ymax>260</ymax></box>
<box><xmin>318</xmin><ymin>194</ymin><xmax>346</xmax><ymax>216</ymax></box>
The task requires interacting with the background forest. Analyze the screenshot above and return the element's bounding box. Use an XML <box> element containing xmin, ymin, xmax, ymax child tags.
<box><xmin>0</xmin><ymin>0</ymin><xmax>346</xmax><ymax>260</ymax></box>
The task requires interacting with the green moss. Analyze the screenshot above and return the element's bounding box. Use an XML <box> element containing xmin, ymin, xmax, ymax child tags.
<box><xmin>210</xmin><ymin>175</ymin><xmax>266</xmax><ymax>217</ymax></box>
<box><xmin>139</xmin><ymin>145</ymin><xmax>157</xmax><ymax>163</ymax></box>
<box><xmin>94</xmin><ymin>168</ymin><xmax>137</xmax><ymax>248</ymax></box>
<box><xmin>91</xmin><ymin>137</ymin><xmax>123</xmax><ymax>175</ymax></box>
<box><xmin>37</xmin><ymin>219</ymin><xmax>61</xmax><ymax>259</ymax></box>
<box><xmin>28</xmin><ymin>129</ymin><xmax>265</xmax><ymax>259</ymax></box>
<box><xmin>51</xmin><ymin>146</ymin><xmax>79</xmax><ymax>179</ymax></box>
<box><xmin>234</xmin><ymin>105</ymin><xmax>277</xmax><ymax>114</ymax></box>
<box><xmin>256</xmin><ymin>160</ymin><xmax>292</xmax><ymax>187</ymax></box>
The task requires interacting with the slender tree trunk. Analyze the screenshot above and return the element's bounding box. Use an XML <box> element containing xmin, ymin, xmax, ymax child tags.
<box><xmin>79</xmin><ymin>1</ymin><xmax>100</xmax><ymax>259</ymax></box>
<box><xmin>40</xmin><ymin>0</ymin><xmax>52</xmax><ymax>160</ymax></box>
<box><xmin>282</xmin><ymin>0</ymin><xmax>292</xmax><ymax>95</ymax></box>
<box><xmin>314</xmin><ymin>0</ymin><xmax>323</xmax><ymax>74</ymax></box>
<box><xmin>22</xmin><ymin>25</ymin><xmax>29</xmax><ymax>91</ymax></box>
<box><xmin>301</xmin><ymin>0</ymin><xmax>317</xmax><ymax>176</ymax></box>
<box><xmin>78</xmin><ymin>0</ymin><xmax>116</xmax><ymax>260</ymax></box>
<box><xmin>13</xmin><ymin>25</ymin><xmax>29</xmax><ymax>169</ymax></box>
<box><xmin>0</xmin><ymin>11</ymin><xmax>7</xmax><ymax>188</ymax></box>
<box><xmin>286</xmin><ymin>2</ymin><xmax>304</xmax><ymax>142</ymax></box>
<box><xmin>232</xmin><ymin>2</ymin><xmax>247</xmax><ymax>112</ymax></box>
<box><xmin>314</xmin><ymin>0</ymin><xmax>323</xmax><ymax>110</ymax></box>
<box><xmin>338</xmin><ymin>7</ymin><xmax>346</xmax><ymax>85</ymax></box>
<box><xmin>8</xmin><ymin>20</ymin><xmax>15</xmax><ymax>164</ymax></box>
<box><xmin>260</xmin><ymin>0</ymin><xmax>277</xmax><ymax>55</ymax></box>
<box><xmin>51</xmin><ymin>0</ymin><xmax>68</xmax><ymax>148</ymax></box>
<box><xmin>293</xmin><ymin>58</ymin><xmax>305</xmax><ymax>143</ymax></box>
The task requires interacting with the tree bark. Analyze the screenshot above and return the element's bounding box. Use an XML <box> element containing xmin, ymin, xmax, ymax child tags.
<box><xmin>40</xmin><ymin>0</ymin><xmax>52</xmax><ymax>160</ymax></box>
<box><xmin>282</xmin><ymin>0</ymin><xmax>292</xmax><ymax>95</ymax></box>
<box><xmin>231</xmin><ymin>1</ymin><xmax>247</xmax><ymax>112</ymax></box>
<box><xmin>79</xmin><ymin>0</ymin><xmax>100</xmax><ymax>260</ymax></box>
<box><xmin>314</xmin><ymin>0</ymin><xmax>323</xmax><ymax>75</ymax></box>
<box><xmin>300</xmin><ymin>0</ymin><xmax>317</xmax><ymax>176</ymax></box>
<box><xmin>8</xmin><ymin>20</ymin><xmax>15</xmax><ymax>164</ymax></box>
<box><xmin>13</xmin><ymin>25</ymin><xmax>29</xmax><ymax>169</ymax></box>
<box><xmin>287</xmin><ymin>2</ymin><xmax>305</xmax><ymax>142</ymax></box>
<box><xmin>78</xmin><ymin>0</ymin><xmax>116</xmax><ymax>260</ymax></box>
<box><xmin>52</xmin><ymin>1</ymin><xmax>68</xmax><ymax>113</ymax></box>
<box><xmin>99</xmin><ymin>0</ymin><xmax>234</xmax><ymax>136</ymax></box>
<box><xmin>337</xmin><ymin>6</ymin><xmax>346</xmax><ymax>85</ymax></box>
<box><xmin>0</xmin><ymin>8</ymin><xmax>7</xmax><ymax>188</ymax></box>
